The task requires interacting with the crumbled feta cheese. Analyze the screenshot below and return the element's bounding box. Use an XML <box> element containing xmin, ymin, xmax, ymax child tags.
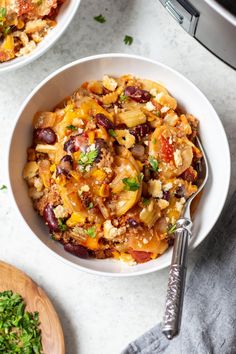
<box><xmin>102</xmin><ymin>75</ymin><xmax>117</xmax><ymax>92</ymax></box>
<box><xmin>174</xmin><ymin>149</ymin><xmax>183</xmax><ymax>167</ymax></box>
<box><xmin>77</xmin><ymin>128</ymin><xmax>84</xmax><ymax>134</ymax></box>
<box><xmin>143</xmin><ymin>238</ymin><xmax>149</xmax><ymax>244</ymax></box>
<box><xmin>89</xmin><ymin>143</ymin><xmax>96</xmax><ymax>151</ymax></box>
<box><xmin>78</xmin><ymin>185</ymin><xmax>90</xmax><ymax>194</ymax></box>
<box><xmin>103</xmin><ymin>167</ymin><xmax>112</xmax><ymax>174</ymax></box>
<box><xmin>164</xmin><ymin>113</ymin><xmax>179</xmax><ymax>126</ymax></box>
<box><xmin>175</xmin><ymin>197</ymin><xmax>185</xmax><ymax>213</ymax></box>
<box><xmin>158</xmin><ymin>199</ymin><xmax>169</xmax><ymax>210</ymax></box>
<box><xmin>103</xmin><ymin>220</ymin><xmax>126</xmax><ymax>240</ymax></box>
<box><xmin>163</xmin><ymin>182</ymin><xmax>173</xmax><ymax>191</ymax></box>
<box><xmin>147</xmin><ymin>179</ymin><xmax>163</xmax><ymax>198</ymax></box>
<box><xmin>161</xmin><ymin>106</ymin><xmax>170</xmax><ymax>113</ymax></box>
<box><xmin>145</xmin><ymin>101</ymin><xmax>155</xmax><ymax>111</ymax></box>
<box><xmin>144</xmin><ymin>140</ymin><xmax>149</xmax><ymax>146</ymax></box>
<box><xmin>53</xmin><ymin>205</ymin><xmax>67</xmax><ymax>219</ymax></box>
<box><xmin>169</xmin><ymin>136</ymin><xmax>173</xmax><ymax>144</ymax></box>
<box><xmin>72</xmin><ymin>118</ymin><xmax>84</xmax><ymax>126</ymax></box>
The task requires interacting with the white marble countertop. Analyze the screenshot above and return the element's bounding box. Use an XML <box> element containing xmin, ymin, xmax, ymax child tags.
<box><xmin>0</xmin><ymin>1</ymin><xmax>236</xmax><ymax>353</ymax></box>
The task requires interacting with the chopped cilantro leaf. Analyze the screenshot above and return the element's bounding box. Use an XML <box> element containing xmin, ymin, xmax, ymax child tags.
<box><xmin>149</xmin><ymin>156</ymin><xmax>159</xmax><ymax>172</ymax></box>
<box><xmin>108</xmin><ymin>129</ymin><xmax>116</xmax><ymax>137</ymax></box>
<box><xmin>124</xmin><ymin>35</ymin><xmax>133</xmax><ymax>46</ymax></box>
<box><xmin>119</xmin><ymin>92</ymin><xmax>128</xmax><ymax>102</ymax></box>
<box><xmin>66</xmin><ymin>125</ymin><xmax>77</xmax><ymax>131</ymax></box>
<box><xmin>152</xmin><ymin>138</ymin><xmax>157</xmax><ymax>144</ymax></box>
<box><xmin>168</xmin><ymin>224</ymin><xmax>177</xmax><ymax>234</ymax></box>
<box><xmin>88</xmin><ymin>202</ymin><xmax>94</xmax><ymax>210</ymax></box>
<box><xmin>155</xmin><ymin>111</ymin><xmax>161</xmax><ymax>117</ymax></box>
<box><xmin>94</xmin><ymin>14</ymin><xmax>106</xmax><ymax>23</ymax></box>
<box><xmin>0</xmin><ymin>184</ymin><xmax>7</xmax><ymax>190</ymax></box>
<box><xmin>85</xmin><ymin>226</ymin><xmax>96</xmax><ymax>238</ymax></box>
<box><xmin>0</xmin><ymin>290</ymin><xmax>42</xmax><ymax>353</ymax></box>
<box><xmin>0</xmin><ymin>7</ymin><xmax>7</xmax><ymax>19</ymax></box>
<box><xmin>78</xmin><ymin>149</ymin><xmax>98</xmax><ymax>170</ymax></box>
<box><xmin>122</xmin><ymin>177</ymin><xmax>140</xmax><ymax>191</ymax></box>
<box><xmin>58</xmin><ymin>218</ymin><xmax>68</xmax><ymax>232</ymax></box>
<box><xmin>142</xmin><ymin>198</ymin><xmax>150</xmax><ymax>206</ymax></box>
<box><xmin>3</xmin><ymin>26</ymin><xmax>11</xmax><ymax>35</ymax></box>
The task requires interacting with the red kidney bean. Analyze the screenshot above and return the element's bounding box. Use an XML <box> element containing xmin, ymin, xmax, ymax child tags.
<box><xmin>61</xmin><ymin>155</ymin><xmax>73</xmax><ymax>164</ymax></box>
<box><xmin>175</xmin><ymin>186</ymin><xmax>185</xmax><ymax>198</ymax></box>
<box><xmin>64</xmin><ymin>134</ymin><xmax>88</xmax><ymax>153</ymax></box>
<box><xmin>64</xmin><ymin>136</ymin><xmax>76</xmax><ymax>153</ymax></box>
<box><xmin>125</xmin><ymin>86</ymin><xmax>151</xmax><ymax>103</ymax></box>
<box><xmin>162</xmin><ymin>190</ymin><xmax>170</xmax><ymax>201</ymax></box>
<box><xmin>127</xmin><ymin>218</ymin><xmax>140</xmax><ymax>228</ymax></box>
<box><xmin>95</xmin><ymin>113</ymin><xmax>114</xmax><ymax>131</ymax></box>
<box><xmin>64</xmin><ymin>243</ymin><xmax>88</xmax><ymax>258</ymax></box>
<box><xmin>43</xmin><ymin>204</ymin><xmax>59</xmax><ymax>232</ymax></box>
<box><xmin>33</xmin><ymin>128</ymin><xmax>57</xmax><ymax>145</ymax></box>
<box><xmin>116</xmin><ymin>123</ymin><xmax>127</xmax><ymax>129</ymax></box>
<box><xmin>168</xmin><ymin>238</ymin><xmax>174</xmax><ymax>246</ymax></box>
<box><xmin>56</xmin><ymin>155</ymin><xmax>73</xmax><ymax>177</ymax></box>
<box><xmin>130</xmin><ymin>123</ymin><xmax>150</xmax><ymax>140</ymax></box>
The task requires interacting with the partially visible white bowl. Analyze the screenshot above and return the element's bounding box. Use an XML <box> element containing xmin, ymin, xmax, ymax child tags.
<box><xmin>0</xmin><ymin>0</ymin><xmax>80</xmax><ymax>73</ymax></box>
<box><xmin>8</xmin><ymin>54</ymin><xmax>231</xmax><ymax>276</ymax></box>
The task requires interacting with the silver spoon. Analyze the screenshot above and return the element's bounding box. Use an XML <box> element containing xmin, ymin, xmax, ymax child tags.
<box><xmin>162</xmin><ymin>136</ymin><xmax>208</xmax><ymax>340</ymax></box>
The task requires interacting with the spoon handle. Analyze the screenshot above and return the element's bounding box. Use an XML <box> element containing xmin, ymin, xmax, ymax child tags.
<box><xmin>162</xmin><ymin>218</ymin><xmax>192</xmax><ymax>340</ymax></box>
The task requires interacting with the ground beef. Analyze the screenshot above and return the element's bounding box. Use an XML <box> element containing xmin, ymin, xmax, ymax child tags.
<box><xmin>34</xmin><ymin>184</ymin><xmax>61</xmax><ymax>215</ymax></box>
<box><xmin>90</xmin><ymin>249</ymin><xmax>114</xmax><ymax>259</ymax></box>
<box><xmin>96</xmin><ymin>148</ymin><xmax>114</xmax><ymax>170</ymax></box>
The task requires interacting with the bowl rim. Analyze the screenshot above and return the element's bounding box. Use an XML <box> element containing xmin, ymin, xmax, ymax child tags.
<box><xmin>0</xmin><ymin>0</ymin><xmax>81</xmax><ymax>73</ymax></box>
<box><xmin>7</xmin><ymin>53</ymin><xmax>231</xmax><ymax>277</ymax></box>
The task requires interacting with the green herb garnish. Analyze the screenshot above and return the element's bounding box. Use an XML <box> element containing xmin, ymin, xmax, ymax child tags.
<box><xmin>152</xmin><ymin>138</ymin><xmax>157</xmax><ymax>144</ymax></box>
<box><xmin>66</xmin><ymin>125</ymin><xmax>77</xmax><ymax>131</ymax></box>
<box><xmin>87</xmin><ymin>202</ymin><xmax>94</xmax><ymax>210</ymax></box>
<box><xmin>0</xmin><ymin>290</ymin><xmax>42</xmax><ymax>353</ymax></box>
<box><xmin>124</xmin><ymin>35</ymin><xmax>133</xmax><ymax>46</ymax></box>
<box><xmin>58</xmin><ymin>218</ymin><xmax>68</xmax><ymax>232</ymax></box>
<box><xmin>168</xmin><ymin>224</ymin><xmax>177</xmax><ymax>234</ymax></box>
<box><xmin>3</xmin><ymin>26</ymin><xmax>11</xmax><ymax>35</ymax></box>
<box><xmin>94</xmin><ymin>14</ymin><xmax>106</xmax><ymax>23</ymax></box>
<box><xmin>108</xmin><ymin>129</ymin><xmax>116</xmax><ymax>137</ymax></box>
<box><xmin>0</xmin><ymin>184</ymin><xmax>7</xmax><ymax>190</ymax></box>
<box><xmin>149</xmin><ymin>156</ymin><xmax>159</xmax><ymax>172</ymax></box>
<box><xmin>85</xmin><ymin>226</ymin><xmax>96</xmax><ymax>238</ymax></box>
<box><xmin>119</xmin><ymin>92</ymin><xmax>128</xmax><ymax>102</ymax></box>
<box><xmin>0</xmin><ymin>7</ymin><xmax>7</xmax><ymax>19</ymax></box>
<box><xmin>122</xmin><ymin>177</ymin><xmax>140</xmax><ymax>191</ymax></box>
<box><xmin>155</xmin><ymin>111</ymin><xmax>161</xmax><ymax>117</ymax></box>
<box><xmin>78</xmin><ymin>149</ymin><xmax>98</xmax><ymax>170</ymax></box>
<box><xmin>142</xmin><ymin>198</ymin><xmax>150</xmax><ymax>206</ymax></box>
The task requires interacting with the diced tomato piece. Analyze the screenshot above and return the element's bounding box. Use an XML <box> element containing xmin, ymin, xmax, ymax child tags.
<box><xmin>181</xmin><ymin>166</ymin><xmax>196</xmax><ymax>182</ymax></box>
<box><xmin>18</xmin><ymin>0</ymin><xmax>34</xmax><ymax>16</ymax></box>
<box><xmin>161</xmin><ymin>135</ymin><xmax>174</xmax><ymax>163</ymax></box>
<box><xmin>128</xmin><ymin>249</ymin><xmax>152</xmax><ymax>263</ymax></box>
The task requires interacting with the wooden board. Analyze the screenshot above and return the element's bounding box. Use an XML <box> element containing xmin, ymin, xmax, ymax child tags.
<box><xmin>0</xmin><ymin>261</ymin><xmax>65</xmax><ymax>354</ymax></box>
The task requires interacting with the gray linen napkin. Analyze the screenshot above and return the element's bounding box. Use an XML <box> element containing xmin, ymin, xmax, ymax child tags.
<box><xmin>122</xmin><ymin>191</ymin><xmax>236</xmax><ymax>354</ymax></box>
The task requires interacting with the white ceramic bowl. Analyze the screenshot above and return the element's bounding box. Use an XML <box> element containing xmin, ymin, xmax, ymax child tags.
<box><xmin>8</xmin><ymin>54</ymin><xmax>231</xmax><ymax>276</ymax></box>
<box><xmin>0</xmin><ymin>0</ymin><xmax>80</xmax><ymax>73</ymax></box>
